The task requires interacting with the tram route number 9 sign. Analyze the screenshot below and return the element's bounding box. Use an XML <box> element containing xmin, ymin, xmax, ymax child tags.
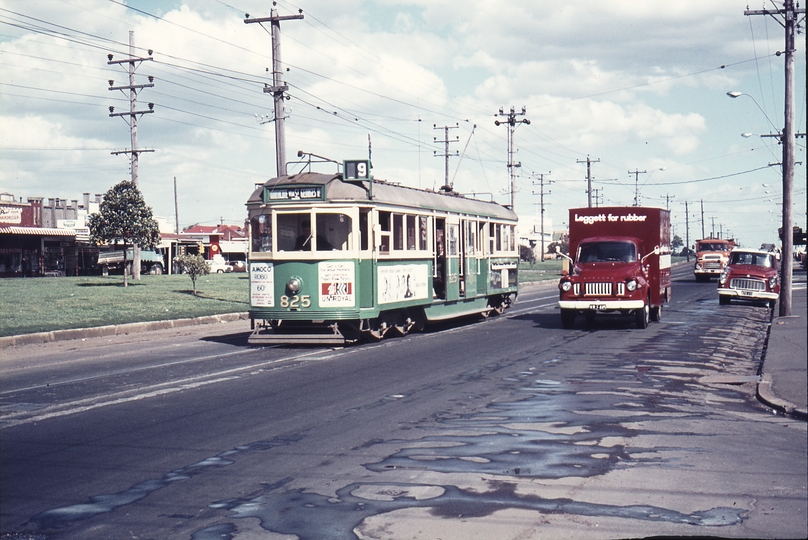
<box><xmin>319</xmin><ymin>261</ymin><xmax>355</xmax><ymax>307</ymax></box>
<box><xmin>250</xmin><ymin>262</ymin><xmax>275</xmax><ymax>307</ymax></box>
<box><xmin>343</xmin><ymin>160</ymin><xmax>370</xmax><ymax>180</ymax></box>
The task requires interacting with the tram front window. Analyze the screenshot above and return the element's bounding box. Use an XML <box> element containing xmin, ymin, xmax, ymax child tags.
<box><xmin>251</xmin><ymin>214</ymin><xmax>272</xmax><ymax>252</ymax></box>
<box><xmin>275</xmin><ymin>212</ymin><xmax>352</xmax><ymax>252</ymax></box>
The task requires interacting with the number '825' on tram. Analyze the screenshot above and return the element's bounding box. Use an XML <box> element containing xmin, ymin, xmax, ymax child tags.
<box><xmin>246</xmin><ymin>160</ymin><xmax>519</xmax><ymax>345</ymax></box>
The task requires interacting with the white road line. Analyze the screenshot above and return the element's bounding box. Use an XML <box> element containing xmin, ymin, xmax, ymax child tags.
<box><xmin>0</xmin><ymin>349</ymin><xmax>329</xmax><ymax>429</ymax></box>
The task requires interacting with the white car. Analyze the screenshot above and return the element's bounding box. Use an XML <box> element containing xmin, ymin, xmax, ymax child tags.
<box><xmin>208</xmin><ymin>256</ymin><xmax>232</xmax><ymax>273</ymax></box>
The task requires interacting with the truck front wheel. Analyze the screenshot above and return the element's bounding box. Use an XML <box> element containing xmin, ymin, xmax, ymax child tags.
<box><xmin>635</xmin><ymin>303</ymin><xmax>649</xmax><ymax>329</ymax></box>
<box><xmin>560</xmin><ymin>309</ymin><xmax>576</xmax><ymax>329</ymax></box>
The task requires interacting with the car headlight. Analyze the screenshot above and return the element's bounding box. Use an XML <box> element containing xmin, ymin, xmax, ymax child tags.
<box><xmin>626</xmin><ymin>279</ymin><xmax>637</xmax><ymax>291</ymax></box>
<box><xmin>286</xmin><ymin>277</ymin><xmax>302</xmax><ymax>294</ymax></box>
<box><xmin>769</xmin><ymin>276</ymin><xmax>778</xmax><ymax>288</ymax></box>
<box><xmin>560</xmin><ymin>281</ymin><xmax>572</xmax><ymax>292</ymax></box>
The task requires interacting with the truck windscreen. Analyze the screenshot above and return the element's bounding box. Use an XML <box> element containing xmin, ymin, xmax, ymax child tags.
<box><xmin>578</xmin><ymin>242</ymin><xmax>636</xmax><ymax>263</ymax></box>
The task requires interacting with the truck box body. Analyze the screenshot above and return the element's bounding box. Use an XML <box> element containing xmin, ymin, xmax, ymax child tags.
<box><xmin>558</xmin><ymin>207</ymin><xmax>671</xmax><ymax>328</ymax></box>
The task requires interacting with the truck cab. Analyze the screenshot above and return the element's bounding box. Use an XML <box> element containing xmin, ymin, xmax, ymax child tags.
<box><xmin>557</xmin><ymin>207</ymin><xmax>671</xmax><ymax>329</ymax></box>
<box><xmin>694</xmin><ymin>238</ymin><xmax>734</xmax><ymax>281</ymax></box>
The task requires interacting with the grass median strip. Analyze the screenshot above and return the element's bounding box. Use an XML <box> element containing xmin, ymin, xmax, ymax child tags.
<box><xmin>0</xmin><ymin>273</ymin><xmax>250</xmax><ymax>337</ymax></box>
<box><xmin>0</xmin><ymin>260</ymin><xmax>574</xmax><ymax>338</ymax></box>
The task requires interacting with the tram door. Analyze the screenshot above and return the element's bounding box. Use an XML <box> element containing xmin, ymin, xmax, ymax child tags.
<box><xmin>434</xmin><ymin>218</ymin><xmax>447</xmax><ymax>299</ymax></box>
<box><xmin>461</xmin><ymin>219</ymin><xmax>477</xmax><ymax>298</ymax></box>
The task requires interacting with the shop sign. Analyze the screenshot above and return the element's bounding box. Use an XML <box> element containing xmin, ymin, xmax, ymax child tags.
<box><xmin>0</xmin><ymin>205</ymin><xmax>22</xmax><ymax>224</ymax></box>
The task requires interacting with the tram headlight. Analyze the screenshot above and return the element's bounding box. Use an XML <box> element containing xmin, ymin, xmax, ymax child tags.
<box><xmin>286</xmin><ymin>277</ymin><xmax>302</xmax><ymax>294</ymax></box>
<box><xmin>626</xmin><ymin>279</ymin><xmax>637</xmax><ymax>292</ymax></box>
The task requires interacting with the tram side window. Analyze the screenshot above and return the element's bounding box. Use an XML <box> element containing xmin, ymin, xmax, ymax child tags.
<box><xmin>491</xmin><ymin>223</ymin><xmax>502</xmax><ymax>252</ymax></box>
<box><xmin>478</xmin><ymin>222</ymin><xmax>486</xmax><ymax>256</ymax></box>
<box><xmin>419</xmin><ymin>216</ymin><xmax>428</xmax><ymax>251</ymax></box>
<box><xmin>509</xmin><ymin>225</ymin><xmax>516</xmax><ymax>252</ymax></box>
<box><xmin>359</xmin><ymin>209</ymin><xmax>369</xmax><ymax>251</ymax></box>
<box><xmin>466</xmin><ymin>221</ymin><xmax>476</xmax><ymax>255</ymax></box>
<box><xmin>447</xmin><ymin>223</ymin><xmax>458</xmax><ymax>256</ymax></box>
<box><xmin>407</xmin><ymin>215</ymin><xmax>417</xmax><ymax>250</ymax></box>
<box><xmin>251</xmin><ymin>214</ymin><xmax>272</xmax><ymax>252</ymax></box>
<box><xmin>393</xmin><ymin>214</ymin><xmax>404</xmax><ymax>250</ymax></box>
<box><xmin>379</xmin><ymin>211</ymin><xmax>391</xmax><ymax>253</ymax></box>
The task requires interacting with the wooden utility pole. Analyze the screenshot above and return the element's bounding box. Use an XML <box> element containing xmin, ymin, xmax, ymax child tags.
<box><xmin>433</xmin><ymin>123</ymin><xmax>459</xmax><ymax>191</ymax></box>
<box><xmin>745</xmin><ymin>0</ymin><xmax>804</xmax><ymax>316</ymax></box>
<box><xmin>683</xmin><ymin>201</ymin><xmax>691</xmax><ymax>262</ymax></box>
<box><xmin>629</xmin><ymin>169</ymin><xmax>646</xmax><ymax>206</ymax></box>
<box><xmin>108</xmin><ymin>31</ymin><xmax>154</xmax><ymax>280</ymax></box>
<box><xmin>494</xmin><ymin>106</ymin><xmax>530</xmax><ymax>208</ymax></box>
<box><xmin>531</xmin><ymin>172</ymin><xmax>552</xmax><ymax>261</ymax></box>
<box><xmin>245</xmin><ymin>4</ymin><xmax>304</xmax><ymax>178</ymax></box>
<box><xmin>577</xmin><ymin>155</ymin><xmax>600</xmax><ymax>208</ymax></box>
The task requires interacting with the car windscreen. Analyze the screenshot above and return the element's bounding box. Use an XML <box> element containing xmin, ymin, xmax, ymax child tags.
<box><xmin>729</xmin><ymin>252</ymin><xmax>774</xmax><ymax>268</ymax></box>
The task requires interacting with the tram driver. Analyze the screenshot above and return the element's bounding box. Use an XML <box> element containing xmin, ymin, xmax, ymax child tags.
<box><xmin>295</xmin><ymin>220</ymin><xmax>333</xmax><ymax>251</ymax></box>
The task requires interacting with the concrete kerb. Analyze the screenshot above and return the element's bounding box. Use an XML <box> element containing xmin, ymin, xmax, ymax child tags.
<box><xmin>0</xmin><ymin>312</ymin><xmax>249</xmax><ymax>349</ymax></box>
<box><xmin>757</xmin><ymin>372</ymin><xmax>807</xmax><ymax>420</ymax></box>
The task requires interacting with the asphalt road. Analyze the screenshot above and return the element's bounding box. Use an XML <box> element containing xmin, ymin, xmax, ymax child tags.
<box><xmin>1</xmin><ymin>264</ymin><xmax>806</xmax><ymax>540</ymax></box>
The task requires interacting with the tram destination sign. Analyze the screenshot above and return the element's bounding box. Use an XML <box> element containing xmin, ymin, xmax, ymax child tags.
<box><xmin>265</xmin><ymin>186</ymin><xmax>323</xmax><ymax>201</ymax></box>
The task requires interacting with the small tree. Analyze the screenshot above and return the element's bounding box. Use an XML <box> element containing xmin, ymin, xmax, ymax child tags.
<box><xmin>672</xmin><ymin>234</ymin><xmax>684</xmax><ymax>253</ymax></box>
<box><xmin>174</xmin><ymin>253</ymin><xmax>210</xmax><ymax>295</ymax></box>
<box><xmin>88</xmin><ymin>180</ymin><xmax>159</xmax><ymax>287</ymax></box>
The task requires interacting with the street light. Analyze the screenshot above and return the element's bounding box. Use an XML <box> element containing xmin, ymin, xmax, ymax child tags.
<box><xmin>727</xmin><ymin>91</ymin><xmax>780</xmax><ymax>133</ymax></box>
<box><xmin>728</xmin><ymin>90</ymin><xmax>796</xmax><ymax>316</ymax></box>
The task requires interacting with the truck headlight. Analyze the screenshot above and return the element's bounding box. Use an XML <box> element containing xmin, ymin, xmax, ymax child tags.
<box><xmin>769</xmin><ymin>276</ymin><xmax>778</xmax><ymax>288</ymax></box>
<box><xmin>626</xmin><ymin>279</ymin><xmax>637</xmax><ymax>291</ymax></box>
<box><xmin>560</xmin><ymin>281</ymin><xmax>572</xmax><ymax>292</ymax></box>
<box><xmin>718</xmin><ymin>271</ymin><xmax>728</xmax><ymax>285</ymax></box>
<box><xmin>695</xmin><ymin>263</ymin><xmax>703</xmax><ymax>270</ymax></box>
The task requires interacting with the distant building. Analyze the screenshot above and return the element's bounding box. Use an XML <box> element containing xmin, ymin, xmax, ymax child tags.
<box><xmin>0</xmin><ymin>192</ymin><xmax>101</xmax><ymax>277</ymax></box>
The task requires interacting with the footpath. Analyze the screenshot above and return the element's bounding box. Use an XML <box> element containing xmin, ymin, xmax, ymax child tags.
<box><xmin>757</xmin><ymin>268</ymin><xmax>807</xmax><ymax>420</ymax></box>
<box><xmin>1</xmin><ymin>271</ymin><xmax>805</xmax><ymax>420</ymax></box>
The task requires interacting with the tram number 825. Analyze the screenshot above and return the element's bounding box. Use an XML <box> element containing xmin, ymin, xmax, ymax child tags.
<box><xmin>280</xmin><ymin>295</ymin><xmax>311</xmax><ymax>309</ymax></box>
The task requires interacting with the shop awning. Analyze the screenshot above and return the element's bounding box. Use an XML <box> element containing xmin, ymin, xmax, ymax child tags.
<box><xmin>0</xmin><ymin>226</ymin><xmax>77</xmax><ymax>236</ymax></box>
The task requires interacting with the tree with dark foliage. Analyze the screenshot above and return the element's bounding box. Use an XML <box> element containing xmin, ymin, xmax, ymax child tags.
<box><xmin>88</xmin><ymin>180</ymin><xmax>159</xmax><ymax>287</ymax></box>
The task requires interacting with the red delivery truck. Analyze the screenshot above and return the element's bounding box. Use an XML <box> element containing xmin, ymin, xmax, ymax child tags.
<box><xmin>557</xmin><ymin>206</ymin><xmax>671</xmax><ymax>329</ymax></box>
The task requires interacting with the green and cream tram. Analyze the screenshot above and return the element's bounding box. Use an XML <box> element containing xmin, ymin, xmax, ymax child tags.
<box><xmin>247</xmin><ymin>160</ymin><xmax>519</xmax><ymax>345</ymax></box>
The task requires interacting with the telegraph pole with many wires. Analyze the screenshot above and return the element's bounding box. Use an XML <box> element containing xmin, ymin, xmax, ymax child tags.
<box><xmin>577</xmin><ymin>155</ymin><xmax>600</xmax><ymax>208</ymax></box>
<box><xmin>107</xmin><ymin>30</ymin><xmax>155</xmax><ymax>280</ymax></box>
<box><xmin>531</xmin><ymin>172</ymin><xmax>553</xmax><ymax>261</ymax></box>
<box><xmin>744</xmin><ymin>0</ymin><xmax>805</xmax><ymax>316</ymax></box>
<box><xmin>433</xmin><ymin>123</ymin><xmax>459</xmax><ymax>191</ymax></box>
<box><xmin>245</xmin><ymin>3</ymin><xmax>304</xmax><ymax>177</ymax></box>
<box><xmin>494</xmin><ymin>106</ymin><xmax>530</xmax><ymax>209</ymax></box>
<box><xmin>629</xmin><ymin>169</ymin><xmax>646</xmax><ymax>206</ymax></box>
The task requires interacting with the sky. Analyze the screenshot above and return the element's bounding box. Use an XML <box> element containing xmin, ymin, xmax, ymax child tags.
<box><xmin>0</xmin><ymin>0</ymin><xmax>805</xmax><ymax>250</ymax></box>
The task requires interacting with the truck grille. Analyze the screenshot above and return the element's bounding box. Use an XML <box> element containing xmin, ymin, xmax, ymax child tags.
<box><xmin>585</xmin><ymin>282</ymin><xmax>612</xmax><ymax>296</ymax></box>
<box><xmin>730</xmin><ymin>278</ymin><xmax>765</xmax><ymax>291</ymax></box>
<box><xmin>704</xmin><ymin>262</ymin><xmax>723</xmax><ymax>270</ymax></box>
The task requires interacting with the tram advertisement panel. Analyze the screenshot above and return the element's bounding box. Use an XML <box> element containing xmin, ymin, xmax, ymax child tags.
<box><xmin>378</xmin><ymin>264</ymin><xmax>429</xmax><ymax>304</ymax></box>
<box><xmin>319</xmin><ymin>261</ymin><xmax>355</xmax><ymax>307</ymax></box>
<box><xmin>250</xmin><ymin>262</ymin><xmax>275</xmax><ymax>307</ymax></box>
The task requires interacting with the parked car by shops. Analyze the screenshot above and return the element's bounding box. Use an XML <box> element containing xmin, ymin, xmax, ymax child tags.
<box><xmin>717</xmin><ymin>248</ymin><xmax>779</xmax><ymax>308</ymax></box>
<box><xmin>227</xmin><ymin>260</ymin><xmax>246</xmax><ymax>273</ymax></box>
<box><xmin>208</xmin><ymin>254</ymin><xmax>232</xmax><ymax>273</ymax></box>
